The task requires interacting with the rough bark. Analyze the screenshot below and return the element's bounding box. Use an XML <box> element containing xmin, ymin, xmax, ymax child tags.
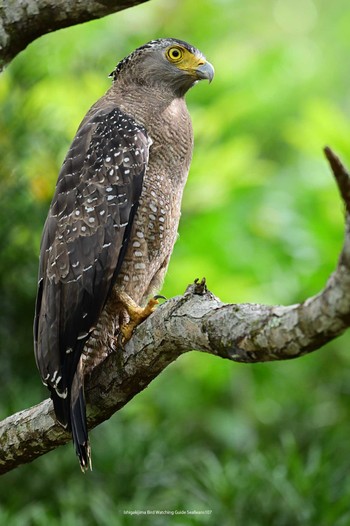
<box><xmin>0</xmin><ymin>0</ymin><xmax>149</xmax><ymax>70</ymax></box>
<box><xmin>1</xmin><ymin>148</ymin><xmax>350</xmax><ymax>475</ymax></box>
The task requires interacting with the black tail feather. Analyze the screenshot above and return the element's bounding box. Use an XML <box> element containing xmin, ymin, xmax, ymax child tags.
<box><xmin>51</xmin><ymin>390</ymin><xmax>71</xmax><ymax>430</ymax></box>
<box><xmin>70</xmin><ymin>371</ymin><xmax>91</xmax><ymax>471</ymax></box>
<box><xmin>50</xmin><ymin>361</ymin><xmax>91</xmax><ymax>470</ymax></box>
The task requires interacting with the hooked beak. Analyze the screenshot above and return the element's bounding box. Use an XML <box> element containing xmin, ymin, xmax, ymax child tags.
<box><xmin>195</xmin><ymin>61</ymin><xmax>215</xmax><ymax>83</ymax></box>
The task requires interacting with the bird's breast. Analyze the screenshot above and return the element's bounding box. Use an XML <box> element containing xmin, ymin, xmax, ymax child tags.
<box><xmin>115</xmin><ymin>97</ymin><xmax>193</xmax><ymax>303</ymax></box>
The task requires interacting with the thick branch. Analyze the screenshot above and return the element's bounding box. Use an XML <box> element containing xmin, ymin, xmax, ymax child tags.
<box><xmin>0</xmin><ymin>0</ymin><xmax>149</xmax><ymax>70</ymax></box>
<box><xmin>1</xmin><ymin>148</ymin><xmax>350</xmax><ymax>475</ymax></box>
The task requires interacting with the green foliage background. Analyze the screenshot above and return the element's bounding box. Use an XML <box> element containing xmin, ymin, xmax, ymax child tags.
<box><xmin>1</xmin><ymin>0</ymin><xmax>350</xmax><ymax>524</ymax></box>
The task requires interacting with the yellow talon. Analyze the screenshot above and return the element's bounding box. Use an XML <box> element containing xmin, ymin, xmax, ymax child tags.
<box><xmin>117</xmin><ymin>292</ymin><xmax>159</xmax><ymax>342</ymax></box>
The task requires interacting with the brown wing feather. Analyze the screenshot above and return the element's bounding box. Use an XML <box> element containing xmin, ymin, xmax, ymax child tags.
<box><xmin>34</xmin><ymin>106</ymin><xmax>150</xmax><ymax>420</ymax></box>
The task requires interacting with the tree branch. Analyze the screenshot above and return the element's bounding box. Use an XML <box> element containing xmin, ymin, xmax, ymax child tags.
<box><xmin>0</xmin><ymin>0</ymin><xmax>149</xmax><ymax>70</ymax></box>
<box><xmin>1</xmin><ymin>147</ymin><xmax>350</xmax><ymax>475</ymax></box>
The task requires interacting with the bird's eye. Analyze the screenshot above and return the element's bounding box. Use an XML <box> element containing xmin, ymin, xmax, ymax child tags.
<box><xmin>166</xmin><ymin>46</ymin><xmax>184</xmax><ymax>62</ymax></box>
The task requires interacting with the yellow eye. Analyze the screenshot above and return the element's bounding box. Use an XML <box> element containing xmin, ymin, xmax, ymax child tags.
<box><xmin>166</xmin><ymin>46</ymin><xmax>184</xmax><ymax>62</ymax></box>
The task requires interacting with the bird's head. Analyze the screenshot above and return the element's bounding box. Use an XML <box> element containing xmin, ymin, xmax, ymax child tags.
<box><xmin>110</xmin><ymin>38</ymin><xmax>214</xmax><ymax>97</ymax></box>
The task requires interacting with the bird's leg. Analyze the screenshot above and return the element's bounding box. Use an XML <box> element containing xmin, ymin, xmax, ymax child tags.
<box><xmin>116</xmin><ymin>292</ymin><xmax>160</xmax><ymax>343</ymax></box>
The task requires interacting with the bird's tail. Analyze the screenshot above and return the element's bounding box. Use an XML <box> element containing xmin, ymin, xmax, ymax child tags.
<box><xmin>70</xmin><ymin>364</ymin><xmax>91</xmax><ymax>471</ymax></box>
<box><xmin>51</xmin><ymin>362</ymin><xmax>91</xmax><ymax>471</ymax></box>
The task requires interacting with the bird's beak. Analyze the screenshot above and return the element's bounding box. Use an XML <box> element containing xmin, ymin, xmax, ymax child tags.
<box><xmin>195</xmin><ymin>61</ymin><xmax>215</xmax><ymax>83</ymax></box>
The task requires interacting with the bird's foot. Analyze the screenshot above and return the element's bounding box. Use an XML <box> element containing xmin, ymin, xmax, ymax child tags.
<box><xmin>117</xmin><ymin>292</ymin><xmax>162</xmax><ymax>343</ymax></box>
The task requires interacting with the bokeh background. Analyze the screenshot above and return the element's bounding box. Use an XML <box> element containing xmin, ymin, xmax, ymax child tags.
<box><xmin>1</xmin><ymin>0</ymin><xmax>350</xmax><ymax>524</ymax></box>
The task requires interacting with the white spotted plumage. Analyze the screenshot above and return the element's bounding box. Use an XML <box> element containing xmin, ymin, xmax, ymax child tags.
<box><xmin>34</xmin><ymin>106</ymin><xmax>150</xmax><ymax>468</ymax></box>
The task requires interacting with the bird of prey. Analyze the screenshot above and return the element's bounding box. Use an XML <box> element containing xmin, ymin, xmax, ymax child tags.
<box><xmin>34</xmin><ymin>38</ymin><xmax>214</xmax><ymax>470</ymax></box>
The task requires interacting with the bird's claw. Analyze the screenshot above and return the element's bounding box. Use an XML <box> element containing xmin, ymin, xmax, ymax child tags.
<box><xmin>119</xmin><ymin>294</ymin><xmax>161</xmax><ymax>344</ymax></box>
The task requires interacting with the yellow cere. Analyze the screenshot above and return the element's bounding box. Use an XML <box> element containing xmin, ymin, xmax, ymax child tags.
<box><xmin>165</xmin><ymin>46</ymin><xmax>205</xmax><ymax>72</ymax></box>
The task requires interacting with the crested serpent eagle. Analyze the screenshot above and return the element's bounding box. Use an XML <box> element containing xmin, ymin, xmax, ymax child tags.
<box><xmin>34</xmin><ymin>38</ymin><xmax>214</xmax><ymax>470</ymax></box>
